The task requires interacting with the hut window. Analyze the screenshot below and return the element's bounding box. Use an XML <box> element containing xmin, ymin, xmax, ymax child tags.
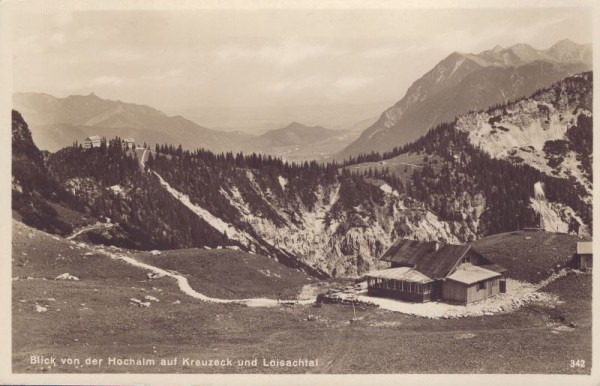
<box><xmin>478</xmin><ymin>281</ymin><xmax>486</xmax><ymax>290</ymax></box>
<box><xmin>416</xmin><ymin>284</ymin><xmax>422</xmax><ymax>294</ymax></box>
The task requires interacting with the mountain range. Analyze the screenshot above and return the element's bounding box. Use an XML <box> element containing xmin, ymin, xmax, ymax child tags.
<box><xmin>244</xmin><ymin>122</ymin><xmax>360</xmax><ymax>162</ymax></box>
<box><xmin>12</xmin><ymin>92</ymin><xmax>253</xmax><ymax>153</ymax></box>
<box><xmin>13</xmin><ymin>93</ymin><xmax>360</xmax><ymax>162</ymax></box>
<box><xmin>173</xmin><ymin>102</ymin><xmax>386</xmax><ymax>135</ymax></box>
<box><xmin>335</xmin><ymin>39</ymin><xmax>592</xmax><ymax>160</ymax></box>
<box><xmin>14</xmin><ymin>40</ymin><xmax>590</xmax><ymax>165</ymax></box>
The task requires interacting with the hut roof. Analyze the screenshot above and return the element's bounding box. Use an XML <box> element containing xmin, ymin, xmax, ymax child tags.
<box><xmin>479</xmin><ymin>263</ymin><xmax>508</xmax><ymax>274</ymax></box>
<box><xmin>446</xmin><ymin>265</ymin><xmax>501</xmax><ymax>285</ymax></box>
<box><xmin>577</xmin><ymin>241</ymin><xmax>593</xmax><ymax>255</ymax></box>
<box><xmin>85</xmin><ymin>135</ymin><xmax>102</xmax><ymax>141</ymax></box>
<box><xmin>365</xmin><ymin>267</ymin><xmax>433</xmax><ymax>283</ymax></box>
<box><xmin>380</xmin><ymin>239</ymin><xmax>471</xmax><ymax>279</ymax></box>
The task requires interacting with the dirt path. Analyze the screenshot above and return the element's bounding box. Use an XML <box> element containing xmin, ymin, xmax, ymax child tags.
<box><xmin>91</xmin><ymin>245</ymin><xmax>316</xmax><ymax>307</ymax></box>
<box><xmin>66</xmin><ymin>223</ymin><xmax>115</xmax><ymax>240</ymax></box>
<box><xmin>139</xmin><ymin>148</ymin><xmax>149</xmax><ymax>171</ymax></box>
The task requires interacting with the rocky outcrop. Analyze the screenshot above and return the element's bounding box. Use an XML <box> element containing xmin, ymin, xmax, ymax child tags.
<box><xmin>220</xmin><ymin>179</ymin><xmax>480</xmax><ymax>278</ymax></box>
<box><xmin>455</xmin><ymin>72</ymin><xmax>592</xmax><ymax>199</ymax></box>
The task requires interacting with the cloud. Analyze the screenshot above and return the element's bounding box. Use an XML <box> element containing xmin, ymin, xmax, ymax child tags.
<box><xmin>89</xmin><ymin>76</ymin><xmax>124</xmax><ymax>87</ymax></box>
<box><xmin>215</xmin><ymin>39</ymin><xmax>328</xmax><ymax>66</ymax></box>
<box><xmin>50</xmin><ymin>32</ymin><xmax>66</xmax><ymax>46</ymax></box>
<box><xmin>145</xmin><ymin>67</ymin><xmax>186</xmax><ymax>81</ymax></box>
<box><xmin>265</xmin><ymin>76</ymin><xmax>323</xmax><ymax>93</ymax></box>
<box><xmin>422</xmin><ymin>15</ymin><xmax>572</xmax><ymax>55</ymax></box>
<box><xmin>362</xmin><ymin>46</ymin><xmax>401</xmax><ymax>59</ymax></box>
<box><xmin>334</xmin><ymin>76</ymin><xmax>375</xmax><ymax>92</ymax></box>
<box><xmin>266</xmin><ymin>75</ymin><xmax>374</xmax><ymax>96</ymax></box>
<box><xmin>74</xmin><ymin>25</ymin><xmax>120</xmax><ymax>42</ymax></box>
<box><xmin>52</xmin><ymin>12</ymin><xmax>73</xmax><ymax>27</ymax></box>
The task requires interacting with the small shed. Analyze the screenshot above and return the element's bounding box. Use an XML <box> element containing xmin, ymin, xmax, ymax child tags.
<box><xmin>575</xmin><ymin>241</ymin><xmax>592</xmax><ymax>272</ymax></box>
<box><xmin>84</xmin><ymin>135</ymin><xmax>103</xmax><ymax>149</ymax></box>
<box><xmin>479</xmin><ymin>263</ymin><xmax>508</xmax><ymax>293</ymax></box>
<box><xmin>444</xmin><ymin>265</ymin><xmax>501</xmax><ymax>304</ymax></box>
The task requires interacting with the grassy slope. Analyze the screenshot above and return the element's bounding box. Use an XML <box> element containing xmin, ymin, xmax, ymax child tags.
<box><xmin>135</xmin><ymin>248</ymin><xmax>313</xmax><ymax>299</ymax></box>
<box><xmin>47</xmin><ymin>202</ymin><xmax>96</xmax><ymax>229</ymax></box>
<box><xmin>13</xmin><ymin>221</ymin><xmax>591</xmax><ymax>374</ymax></box>
<box><xmin>342</xmin><ymin>151</ymin><xmax>443</xmax><ymax>183</ymax></box>
<box><xmin>472</xmin><ymin>231</ymin><xmax>579</xmax><ymax>283</ymax></box>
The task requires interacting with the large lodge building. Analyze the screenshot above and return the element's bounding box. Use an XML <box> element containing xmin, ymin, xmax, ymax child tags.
<box><xmin>366</xmin><ymin>239</ymin><xmax>507</xmax><ymax>304</ymax></box>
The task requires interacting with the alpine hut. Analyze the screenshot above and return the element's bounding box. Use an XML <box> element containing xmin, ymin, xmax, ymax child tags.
<box><xmin>121</xmin><ymin>138</ymin><xmax>135</xmax><ymax>149</ymax></box>
<box><xmin>366</xmin><ymin>239</ymin><xmax>507</xmax><ymax>304</ymax></box>
<box><xmin>84</xmin><ymin>135</ymin><xmax>103</xmax><ymax>149</ymax></box>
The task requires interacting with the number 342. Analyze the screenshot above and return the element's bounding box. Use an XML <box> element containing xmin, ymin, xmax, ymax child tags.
<box><xmin>570</xmin><ymin>359</ymin><xmax>586</xmax><ymax>368</ymax></box>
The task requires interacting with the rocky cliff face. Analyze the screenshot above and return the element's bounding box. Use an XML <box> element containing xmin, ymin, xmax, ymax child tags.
<box><xmin>12</xmin><ymin>110</ymin><xmax>43</xmax><ymax>165</ymax></box>
<box><xmin>336</xmin><ymin>40</ymin><xmax>592</xmax><ymax>160</ymax></box>
<box><xmin>455</xmin><ymin>72</ymin><xmax>592</xmax><ymax>199</ymax></box>
<box><xmin>12</xmin><ymin>110</ymin><xmax>80</xmax><ymax>235</ymax></box>
<box><xmin>216</xmin><ymin>179</ymin><xmax>480</xmax><ymax>277</ymax></box>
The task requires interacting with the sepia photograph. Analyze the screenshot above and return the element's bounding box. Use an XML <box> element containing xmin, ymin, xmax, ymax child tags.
<box><xmin>2</xmin><ymin>0</ymin><xmax>597</xmax><ymax>384</ymax></box>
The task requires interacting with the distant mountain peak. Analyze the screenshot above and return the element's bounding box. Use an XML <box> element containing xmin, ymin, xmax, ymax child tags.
<box><xmin>285</xmin><ymin>121</ymin><xmax>305</xmax><ymax>129</ymax></box>
<box><xmin>545</xmin><ymin>38</ymin><xmax>591</xmax><ymax>64</ymax></box>
<box><xmin>550</xmin><ymin>38</ymin><xmax>578</xmax><ymax>48</ymax></box>
<box><xmin>509</xmin><ymin>42</ymin><xmax>536</xmax><ymax>50</ymax></box>
<box><xmin>12</xmin><ymin>91</ymin><xmax>251</xmax><ymax>153</ymax></box>
<box><xmin>335</xmin><ymin>39</ymin><xmax>592</xmax><ymax>161</ymax></box>
<box><xmin>504</xmin><ymin>43</ymin><xmax>543</xmax><ymax>62</ymax></box>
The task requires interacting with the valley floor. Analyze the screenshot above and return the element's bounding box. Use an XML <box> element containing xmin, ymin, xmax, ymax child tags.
<box><xmin>12</xmin><ymin>221</ymin><xmax>592</xmax><ymax>374</ymax></box>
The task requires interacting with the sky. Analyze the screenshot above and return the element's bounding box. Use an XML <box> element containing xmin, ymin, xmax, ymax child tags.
<box><xmin>10</xmin><ymin>5</ymin><xmax>593</xmax><ymax>118</ymax></box>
